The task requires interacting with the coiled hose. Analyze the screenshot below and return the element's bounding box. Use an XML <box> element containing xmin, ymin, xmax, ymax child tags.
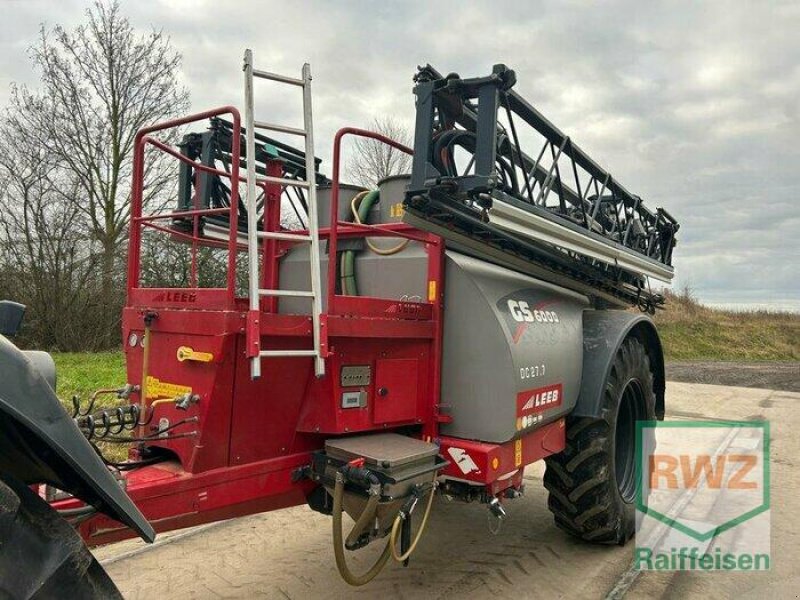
<box><xmin>340</xmin><ymin>189</ymin><xmax>410</xmax><ymax>296</ymax></box>
<box><xmin>332</xmin><ymin>471</ymin><xmax>437</xmax><ymax>585</ymax></box>
<box><xmin>388</xmin><ymin>475</ymin><xmax>437</xmax><ymax>563</ymax></box>
<box><xmin>332</xmin><ymin>474</ymin><xmax>391</xmax><ymax>586</ymax></box>
<box><xmin>352</xmin><ymin>190</ymin><xmax>409</xmax><ymax>256</ymax></box>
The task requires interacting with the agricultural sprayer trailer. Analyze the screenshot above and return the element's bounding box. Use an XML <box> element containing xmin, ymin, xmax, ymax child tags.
<box><xmin>0</xmin><ymin>54</ymin><xmax>677</xmax><ymax>596</ymax></box>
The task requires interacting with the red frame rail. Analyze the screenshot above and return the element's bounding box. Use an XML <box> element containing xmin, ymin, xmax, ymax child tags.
<box><xmin>128</xmin><ymin>119</ymin><xmax>441</xmax><ymax>319</ymax></box>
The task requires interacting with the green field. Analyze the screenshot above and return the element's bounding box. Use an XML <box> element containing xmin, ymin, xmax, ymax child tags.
<box><xmin>53</xmin><ymin>352</ymin><xmax>126</xmax><ymax>405</ymax></box>
<box><xmin>653</xmin><ymin>291</ymin><xmax>799</xmax><ymax>361</ymax></box>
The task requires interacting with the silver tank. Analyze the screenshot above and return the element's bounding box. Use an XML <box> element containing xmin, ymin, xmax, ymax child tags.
<box><xmin>439</xmin><ymin>252</ymin><xmax>587</xmax><ymax>442</ymax></box>
<box><xmin>377</xmin><ymin>174</ymin><xmax>409</xmax><ymax>224</ymax></box>
<box><xmin>279</xmin><ymin>177</ymin><xmax>588</xmax><ymax>443</ymax></box>
<box><xmin>279</xmin><ymin>176</ymin><xmax>426</xmax><ymax>313</ymax></box>
<box><xmin>315</xmin><ymin>183</ymin><xmax>367</xmax><ymax>227</ymax></box>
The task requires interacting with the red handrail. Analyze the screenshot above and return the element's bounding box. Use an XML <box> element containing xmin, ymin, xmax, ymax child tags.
<box><xmin>140</xmin><ymin>219</ymin><xmax>246</xmax><ymax>252</ymax></box>
<box><xmin>135</xmin><ymin>207</ymin><xmax>231</xmax><ymax>222</ymax></box>
<box><xmin>328</xmin><ymin>127</ymin><xmax>415</xmax><ymax>314</ymax></box>
<box><xmin>127</xmin><ymin>107</ymin><xmax>241</xmax><ymax>302</ymax></box>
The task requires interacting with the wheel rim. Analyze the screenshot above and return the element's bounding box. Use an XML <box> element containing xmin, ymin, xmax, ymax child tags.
<box><xmin>615</xmin><ymin>379</ymin><xmax>644</xmax><ymax>503</ymax></box>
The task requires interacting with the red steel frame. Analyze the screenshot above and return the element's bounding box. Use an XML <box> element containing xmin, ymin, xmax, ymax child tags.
<box><xmin>128</xmin><ymin>106</ymin><xmax>243</xmax><ymax>304</ymax></box>
<box><xmin>57</xmin><ymin>113</ymin><xmax>564</xmax><ymax>546</ymax></box>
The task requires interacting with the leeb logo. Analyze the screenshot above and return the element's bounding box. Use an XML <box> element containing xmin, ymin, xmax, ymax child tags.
<box><xmin>635</xmin><ymin>421</ymin><xmax>770</xmax><ymax>571</ymax></box>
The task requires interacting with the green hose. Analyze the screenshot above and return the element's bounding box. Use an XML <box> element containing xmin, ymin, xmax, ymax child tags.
<box><xmin>339</xmin><ymin>190</ymin><xmax>379</xmax><ymax>296</ymax></box>
<box><xmin>357</xmin><ymin>190</ymin><xmax>380</xmax><ymax>222</ymax></box>
<box><xmin>340</xmin><ymin>251</ymin><xmax>357</xmax><ymax>296</ymax></box>
<box><xmin>339</xmin><ymin>190</ymin><xmax>378</xmax><ymax>296</ymax></box>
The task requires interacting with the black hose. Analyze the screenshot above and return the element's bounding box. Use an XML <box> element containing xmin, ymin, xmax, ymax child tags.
<box><xmin>101</xmin><ymin>431</ymin><xmax>198</xmax><ymax>443</ymax></box>
<box><xmin>57</xmin><ymin>505</ymin><xmax>97</xmax><ymax>518</ymax></box>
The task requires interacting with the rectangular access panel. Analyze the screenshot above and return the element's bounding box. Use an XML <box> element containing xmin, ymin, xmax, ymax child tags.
<box><xmin>373</xmin><ymin>358</ymin><xmax>419</xmax><ymax>424</ymax></box>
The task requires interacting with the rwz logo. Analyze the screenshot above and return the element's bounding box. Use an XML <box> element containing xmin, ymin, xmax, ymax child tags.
<box><xmin>636</xmin><ymin>421</ymin><xmax>770</xmax><ymax>549</ymax></box>
<box><xmin>649</xmin><ymin>454</ymin><xmax>758</xmax><ymax>490</ymax></box>
<box><xmin>152</xmin><ymin>291</ymin><xmax>197</xmax><ymax>303</ymax></box>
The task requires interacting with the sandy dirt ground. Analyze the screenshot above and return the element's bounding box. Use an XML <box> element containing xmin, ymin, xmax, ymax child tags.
<box><xmin>666</xmin><ymin>361</ymin><xmax>799</xmax><ymax>393</ymax></box>
<box><xmin>94</xmin><ymin>381</ymin><xmax>800</xmax><ymax>599</ymax></box>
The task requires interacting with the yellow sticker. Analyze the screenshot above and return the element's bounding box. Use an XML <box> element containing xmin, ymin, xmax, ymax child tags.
<box><xmin>390</xmin><ymin>203</ymin><xmax>405</xmax><ymax>218</ymax></box>
<box><xmin>428</xmin><ymin>280</ymin><xmax>437</xmax><ymax>302</ymax></box>
<box><xmin>514</xmin><ymin>439</ymin><xmax>523</xmax><ymax>467</ymax></box>
<box><xmin>145</xmin><ymin>376</ymin><xmax>192</xmax><ymax>400</ymax></box>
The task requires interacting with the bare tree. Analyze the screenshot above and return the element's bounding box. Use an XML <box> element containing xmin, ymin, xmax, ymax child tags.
<box><xmin>1</xmin><ymin>1</ymin><xmax>189</xmax><ymax>347</ymax></box>
<box><xmin>0</xmin><ymin>124</ymin><xmax>106</xmax><ymax>349</ymax></box>
<box><xmin>347</xmin><ymin>117</ymin><xmax>412</xmax><ymax>188</ymax></box>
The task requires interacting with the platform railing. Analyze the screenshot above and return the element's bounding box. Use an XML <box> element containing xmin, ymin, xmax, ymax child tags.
<box><xmin>327</xmin><ymin>127</ymin><xmax>426</xmax><ymax>315</ymax></box>
<box><xmin>128</xmin><ymin>106</ymin><xmax>243</xmax><ymax>304</ymax></box>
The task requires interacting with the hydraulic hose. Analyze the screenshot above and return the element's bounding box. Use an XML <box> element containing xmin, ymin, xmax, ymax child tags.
<box><xmin>332</xmin><ymin>473</ymin><xmax>392</xmax><ymax>586</ymax></box>
<box><xmin>389</xmin><ymin>475</ymin><xmax>437</xmax><ymax>563</ymax></box>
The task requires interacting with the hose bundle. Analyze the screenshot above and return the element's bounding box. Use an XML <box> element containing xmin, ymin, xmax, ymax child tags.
<box><xmin>331</xmin><ymin>469</ymin><xmax>437</xmax><ymax>586</ymax></box>
<box><xmin>339</xmin><ymin>189</ymin><xmax>410</xmax><ymax>296</ymax></box>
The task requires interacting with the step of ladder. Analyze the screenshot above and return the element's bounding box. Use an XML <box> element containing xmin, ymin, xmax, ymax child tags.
<box><xmin>258</xmin><ymin>289</ymin><xmax>315</xmax><ymax>298</ymax></box>
<box><xmin>256</xmin><ymin>231</ymin><xmax>312</xmax><ymax>242</ymax></box>
<box><xmin>243</xmin><ymin>49</ymin><xmax>325</xmax><ymax>380</ymax></box>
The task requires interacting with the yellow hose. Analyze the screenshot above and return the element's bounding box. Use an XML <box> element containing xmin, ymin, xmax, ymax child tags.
<box><xmin>389</xmin><ymin>476</ymin><xmax>437</xmax><ymax>563</ymax></box>
<box><xmin>138</xmin><ymin>322</ymin><xmax>152</xmax><ymax>439</ymax></box>
<box><xmin>351</xmin><ymin>191</ymin><xmax>410</xmax><ymax>256</ymax></box>
<box><xmin>331</xmin><ymin>471</ymin><xmax>438</xmax><ymax>584</ymax></box>
<box><xmin>349</xmin><ymin>190</ymin><xmax>370</xmax><ymax>215</ymax></box>
<box><xmin>345</xmin><ymin>489</ymin><xmax>380</xmax><ymax>549</ymax></box>
<box><xmin>332</xmin><ymin>475</ymin><xmax>392</xmax><ymax>586</ymax></box>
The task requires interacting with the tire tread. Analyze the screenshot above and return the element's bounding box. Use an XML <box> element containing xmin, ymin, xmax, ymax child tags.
<box><xmin>543</xmin><ymin>336</ymin><xmax>656</xmax><ymax>545</ymax></box>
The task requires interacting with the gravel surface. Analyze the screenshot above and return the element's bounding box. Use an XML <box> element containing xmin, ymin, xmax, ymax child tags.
<box><xmin>666</xmin><ymin>361</ymin><xmax>799</xmax><ymax>392</ymax></box>
<box><xmin>97</xmin><ymin>382</ymin><xmax>800</xmax><ymax>599</ymax></box>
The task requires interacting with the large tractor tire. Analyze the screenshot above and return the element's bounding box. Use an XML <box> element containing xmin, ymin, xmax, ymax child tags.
<box><xmin>544</xmin><ymin>336</ymin><xmax>656</xmax><ymax>545</ymax></box>
<box><xmin>0</xmin><ymin>474</ymin><xmax>121</xmax><ymax>599</ymax></box>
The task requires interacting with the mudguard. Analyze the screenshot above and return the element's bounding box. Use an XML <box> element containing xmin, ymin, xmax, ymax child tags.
<box><xmin>0</xmin><ymin>334</ymin><xmax>155</xmax><ymax>542</ymax></box>
<box><xmin>573</xmin><ymin>310</ymin><xmax>666</xmax><ymax>419</ymax></box>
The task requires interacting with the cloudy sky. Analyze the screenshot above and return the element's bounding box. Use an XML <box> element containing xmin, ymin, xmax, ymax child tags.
<box><xmin>2</xmin><ymin>0</ymin><xmax>798</xmax><ymax>310</ymax></box>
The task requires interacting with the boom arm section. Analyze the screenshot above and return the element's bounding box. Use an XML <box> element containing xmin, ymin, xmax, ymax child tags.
<box><xmin>403</xmin><ymin>64</ymin><xmax>679</xmax><ymax>310</ymax></box>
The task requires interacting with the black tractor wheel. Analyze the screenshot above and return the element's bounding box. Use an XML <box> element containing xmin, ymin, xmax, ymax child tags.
<box><xmin>0</xmin><ymin>474</ymin><xmax>121</xmax><ymax>599</ymax></box>
<box><xmin>543</xmin><ymin>336</ymin><xmax>656</xmax><ymax>545</ymax></box>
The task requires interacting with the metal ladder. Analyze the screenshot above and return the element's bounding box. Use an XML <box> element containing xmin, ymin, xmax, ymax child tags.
<box><xmin>243</xmin><ymin>49</ymin><xmax>325</xmax><ymax>380</ymax></box>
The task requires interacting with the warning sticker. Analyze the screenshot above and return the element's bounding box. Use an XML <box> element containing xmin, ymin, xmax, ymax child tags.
<box><xmin>447</xmin><ymin>447</ymin><xmax>480</xmax><ymax>475</ymax></box>
<box><xmin>145</xmin><ymin>376</ymin><xmax>192</xmax><ymax>400</ymax></box>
